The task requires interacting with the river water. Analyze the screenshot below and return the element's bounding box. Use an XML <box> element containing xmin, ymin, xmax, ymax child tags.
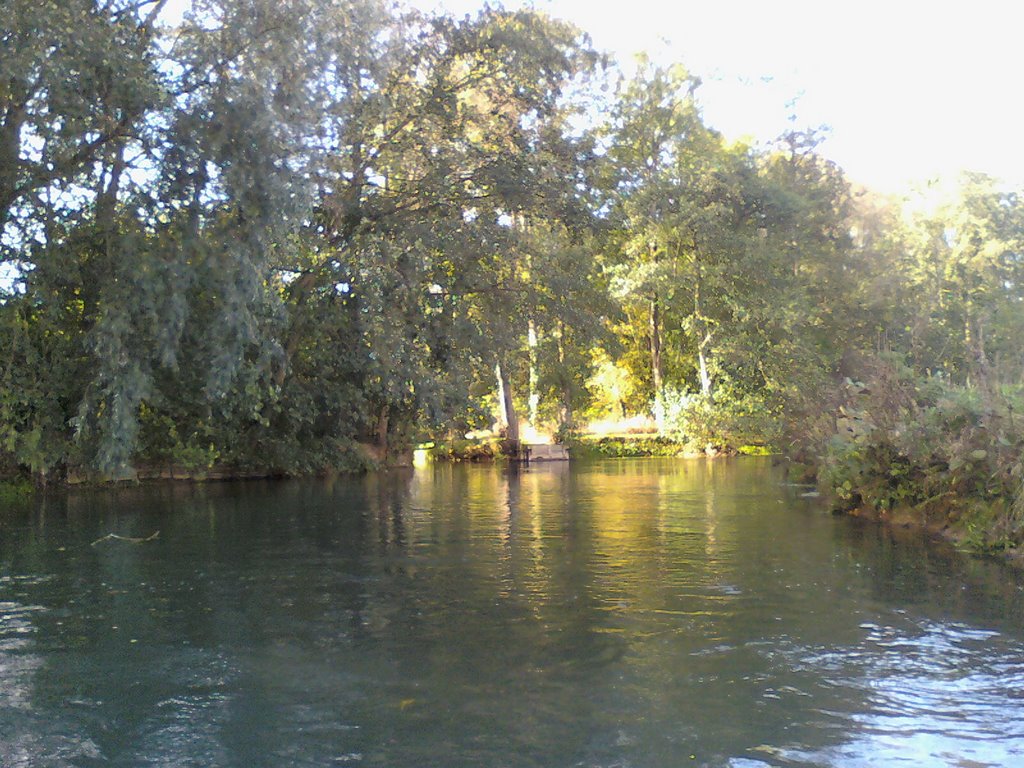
<box><xmin>2</xmin><ymin>458</ymin><xmax>1023</xmax><ymax>767</ymax></box>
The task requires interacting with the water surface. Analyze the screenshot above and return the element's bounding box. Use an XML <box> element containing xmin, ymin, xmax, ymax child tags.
<box><xmin>2</xmin><ymin>458</ymin><xmax>1023</xmax><ymax>767</ymax></box>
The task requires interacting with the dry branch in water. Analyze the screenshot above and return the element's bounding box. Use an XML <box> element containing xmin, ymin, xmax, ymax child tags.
<box><xmin>90</xmin><ymin>531</ymin><xmax>161</xmax><ymax>547</ymax></box>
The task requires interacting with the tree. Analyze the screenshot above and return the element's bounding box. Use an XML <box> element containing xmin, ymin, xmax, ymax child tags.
<box><xmin>276</xmin><ymin>6</ymin><xmax>600</xmax><ymax>453</ymax></box>
<box><xmin>603</xmin><ymin>60</ymin><xmax>772</xmax><ymax>426</ymax></box>
<box><xmin>0</xmin><ymin>0</ymin><xmax>167</xmax><ymax>241</ymax></box>
<box><xmin>1</xmin><ymin>0</ymin><xmax>367</xmax><ymax>476</ymax></box>
<box><xmin>904</xmin><ymin>174</ymin><xmax>1024</xmax><ymax>385</ymax></box>
<box><xmin>601</xmin><ymin>59</ymin><xmax>705</xmax><ymax>427</ymax></box>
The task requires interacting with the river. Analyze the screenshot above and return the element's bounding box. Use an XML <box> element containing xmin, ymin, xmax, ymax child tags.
<box><xmin>1</xmin><ymin>457</ymin><xmax>1023</xmax><ymax>767</ymax></box>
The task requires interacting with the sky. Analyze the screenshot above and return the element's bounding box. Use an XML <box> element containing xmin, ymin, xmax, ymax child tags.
<box><xmin>158</xmin><ymin>0</ymin><xmax>1024</xmax><ymax>193</ymax></box>
<box><xmin>407</xmin><ymin>0</ymin><xmax>1024</xmax><ymax>193</ymax></box>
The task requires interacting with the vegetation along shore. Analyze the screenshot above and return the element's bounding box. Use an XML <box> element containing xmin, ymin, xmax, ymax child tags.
<box><xmin>2</xmin><ymin>1</ymin><xmax>1023</xmax><ymax>557</ymax></box>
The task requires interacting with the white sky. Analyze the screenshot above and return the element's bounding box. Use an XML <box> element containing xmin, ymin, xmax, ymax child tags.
<box><xmin>161</xmin><ymin>0</ymin><xmax>1023</xmax><ymax>193</ymax></box>
<box><xmin>411</xmin><ymin>0</ymin><xmax>1024</xmax><ymax>193</ymax></box>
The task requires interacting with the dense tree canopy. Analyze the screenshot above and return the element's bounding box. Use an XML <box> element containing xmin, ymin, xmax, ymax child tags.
<box><xmin>2</xmin><ymin>0</ymin><xmax>1023</xmax><ymax>512</ymax></box>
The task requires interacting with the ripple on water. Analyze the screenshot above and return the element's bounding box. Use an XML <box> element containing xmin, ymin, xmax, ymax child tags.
<box><xmin>0</xmin><ymin>599</ymin><xmax>105</xmax><ymax>767</ymax></box>
<box><xmin>6</xmin><ymin>464</ymin><xmax>1024</xmax><ymax>768</ymax></box>
<box><xmin>0</xmin><ymin>733</ymin><xmax>103</xmax><ymax>768</ymax></box>
<box><xmin>750</xmin><ymin>619</ymin><xmax>1024</xmax><ymax>767</ymax></box>
<box><xmin>0</xmin><ymin>601</ymin><xmax>46</xmax><ymax>710</ymax></box>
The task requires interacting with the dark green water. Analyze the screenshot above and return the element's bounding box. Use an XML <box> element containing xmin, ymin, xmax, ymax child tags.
<box><xmin>2</xmin><ymin>458</ymin><xmax>1024</xmax><ymax>767</ymax></box>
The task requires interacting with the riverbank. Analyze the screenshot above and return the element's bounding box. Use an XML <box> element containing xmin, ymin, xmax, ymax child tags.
<box><xmin>786</xmin><ymin>357</ymin><xmax>1024</xmax><ymax>562</ymax></box>
<box><xmin>0</xmin><ymin>434</ymin><xmax>751</xmax><ymax>491</ymax></box>
<box><xmin>840</xmin><ymin>478</ymin><xmax>1024</xmax><ymax>563</ymax></box>
<box><xmin>0</xmin><ymin>441</ymin><xmax>415</xmax><ymax>490</ymax></box>
<box><xmin>797</xmin><ymin>469</ymin><xmax>1024</xmax><ymax>566</ymax></box>
<box><xmin>429</xmin><ymin>434</ymin><xmax>773</xmax><ymax>463</ymax></box>
<box><xmin>835</xmin><ymin>497</ymin><xmax>1024</xmax><ymax>569</ymax></box>
<box><xmin>4</xmin><ymin>427</ymin><xmax>1020</xmax><ymax>568</ymax></box>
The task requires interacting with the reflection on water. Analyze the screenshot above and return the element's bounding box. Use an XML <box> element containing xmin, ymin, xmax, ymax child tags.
<box><xmin>1</xmin><ymin>458</ymin><xmax>1023</xmax><ymax>767</ymax></box>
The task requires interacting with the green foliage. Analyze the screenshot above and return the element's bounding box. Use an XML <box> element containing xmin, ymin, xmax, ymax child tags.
<box><xmin>956</xmin><ymin>498</ymin><xmax>1024</xmax><ymax>553</ymax></box>
<box><xmin>0</xmin><ymin>1</ymin><xmax>602</xmax><ymax>478</ymax></box>
<box><xmin>661</xmin><ymin>386</ymin><xmax>780</xmax><ymax>453</ymax></box>
<box><xmin>0</xmin><ymin>477</ymin><xmax>34</xmax><ymax>504</ymax></box>
<box><xmin>571</xmin><ymin>435</ymin><xmax>685</xmax><ymax>459</ymax></box>
<box><xmin>429</xmin><ymin>439</ymin><xmax>501</xmax><ymax>463</ymax></box>
<box><xmin>801</xmin><ymin>355</ymin><xmax>1024</xmax><ymax>552</ymax></box>
<box><xmin>1</xmin><ymin>0</ymin><xmax>1022</xmax><ymax>566</ymax></box>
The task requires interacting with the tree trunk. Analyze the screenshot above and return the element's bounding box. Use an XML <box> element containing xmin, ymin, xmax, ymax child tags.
<box><xmin>273</xmin><ymin>271</ymin><xmax>319</xmax><ymax>387</ymax></box>
<box><xmin>97</xmin><ymin>145</ymin><xmax>125</xmax><ymax>282</ymax></box>
<box><xmin>967</xmin><ymin>313</ymin><xmax>992</xmax><ymax>394</ymax></box>
<box><xmin>650</xmin><ymin>294</ymin><xmax>664</xmax><ymax>430</ymax></box>
<box><xmin>0</xmin><ymin>93</ymin><xmax>29</xmax><ymax>231</ymax></box>
<box><xmin>698</xmin><ymin>337</ymin><xmax>713</xmax><ymax>400</ymax></box>
<box><xmin>528</xmin><ymin>319</ymin><xmax>539</xmax><ymax>427</ymax></box>
<box><xmin>495</xmin><ymin>358</ymin><xmax>519</xmax><ymax>445</ymax></box>
<box><xmin>375</xmin><ymin>403</ymin><xmax>389</xmax><ymax>456</ymax></box>
<box><xmin>557</xmin><ymin>321</ymin><xmax>573</xmax><ymax>433</ymax></box>
<box><xmin>694</xmin><ymin>247</ymin><xmax>714</xmax><ymax>401</ymax></box>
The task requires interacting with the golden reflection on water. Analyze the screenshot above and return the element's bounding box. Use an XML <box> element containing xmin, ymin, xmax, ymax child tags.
<box><xmin>4</xmin><ymin>458</ymin><xmax>1024</xmax><ymax>767</ymax></box>
<box><xmin>387</xmin><ymin>459</ymin><xmax>754</xmax><ymax>633</ymax></box>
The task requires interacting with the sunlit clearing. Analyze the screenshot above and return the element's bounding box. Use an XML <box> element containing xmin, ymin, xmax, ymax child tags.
<box><xmin>585</xmin><ymin>415</ymin><xmax>657</xmax><ymax>437</ymax></box>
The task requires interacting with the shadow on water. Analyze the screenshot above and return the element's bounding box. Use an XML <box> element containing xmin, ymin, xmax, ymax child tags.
<box><xmin>2</xmin><ymin>457</ymin><xmax>1024</xmax><ymax>767</ymax></box>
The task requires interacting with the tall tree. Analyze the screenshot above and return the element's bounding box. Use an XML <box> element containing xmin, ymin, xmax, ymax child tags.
<box><xmin>602</xmin><ymin>59</ymin><xmax>705</xmax><ymax>427</ymax></box>
<box><xmin>277</xmin><ymin>6</ymin><xmax>600</xmax><ymax>452</ymax></box>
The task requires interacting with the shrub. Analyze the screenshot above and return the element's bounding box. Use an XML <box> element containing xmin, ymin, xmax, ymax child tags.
<box><xmin>802</xmin><ymin>354</ymin><xmax>1024</xmax><ymax>552</ymax></box>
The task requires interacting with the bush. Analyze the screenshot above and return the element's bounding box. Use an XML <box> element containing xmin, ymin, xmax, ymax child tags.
<box><xmin>662</xmin><ymin>386</ymin><xmax>779</xmax><ymax>453</ymax></box>
<box><xmin>0</xmin><ymin>477</ymin><xmax>34</xmax><ymax>503</ymax></box>
<box><xmin>571</xmin><ymin>435</ymin><xmax>685</xmax><ymax>458</ymax></box>
<box><xmin>801</xmin><ymin>354</ymin><xmax>1024</xmax><ymax>552</ymax></box>
<box><xmin>429</xmin><ymin>439</ymin><xmax>500</xmax><ymax>462</ymax></box>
